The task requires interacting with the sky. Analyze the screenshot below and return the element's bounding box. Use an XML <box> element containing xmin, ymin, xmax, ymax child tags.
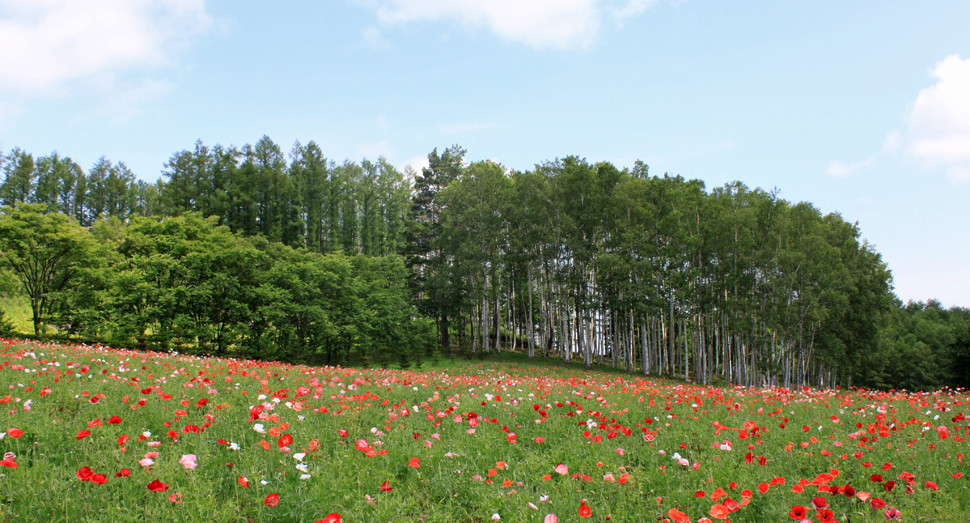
<box><xmin>1</xmin><ymin>0</ymin><xmax>969</xmax><ymax>307</ymax></box>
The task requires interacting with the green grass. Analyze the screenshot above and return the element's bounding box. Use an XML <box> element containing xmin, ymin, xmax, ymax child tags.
<box><xmin>0</xmin><ymin>338</ymin><xmax>967</xmax><ymax>522</ymax></box>
<box><xmin>0</xmin><ymin>295</ymin><xmax>33</xmax><ymax>335</ymax></box>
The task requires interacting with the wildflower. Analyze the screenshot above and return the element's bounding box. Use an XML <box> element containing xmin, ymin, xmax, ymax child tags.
<box><xmin>264</xmin><ymin>493</ymin><xmax>279</xmax><ymax>507</ymax></box>
<box><xmin>147</xmin><ymin>480</ymin><xmax>169</xmax><ymax>492</ymax></box>
<box><xmin>555</xmin><ymin>463</ymin><xmax>568</xmax><ymax>475</ymax></box>
<box><xmin>578</xmin><ymin>501</ymin><xmax>592</xmax><ymax>518</ymax></box>
<box><xmin>179</xmin><ymin>454</ymin><xmax>198</xmax><ymax>470</ymax></box>
<box><xmin>788</xmin><ymin>505</ymin><xmax>807</xmax><ymax>520</ymax></box>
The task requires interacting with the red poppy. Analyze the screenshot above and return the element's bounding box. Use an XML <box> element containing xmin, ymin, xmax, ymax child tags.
<box><xmin>723</xmin><ymin>498</ymin><xmax>740</xmax><ymax>512</ymax></box>
<box><xmin>147</xmin><ymin>480</ymin><xmax>169</xmax><ymax>492</ymax></box>
<box><xmin>238</xmin><ymin>476</ymin><xmax>249</xmax><ymax>488</ymax></box>
<box><xmin>408</xmin><ymin>457</ymin><xmax>420</xmax><ymax>468</ymax></box>
<box><xmin>337</xmin><ymin>429</ymin><xmax>348</xmax><ymax>437</ymax></box>
<box><xmin>709</xmin><ymin>504</ymin><xmax>729</xmax><ymax>520</ymax></box>
<box><xmin>578</xmin><ymin>502</ymin><xmax>592</xmax><ymax>518</ymax></box>
<box><xmin>695</xmin><ymin>490</ymin><xmax>706</xmax><ymax>498</ymax></box>
<box><xmin>925</xmin><ymin>481</ymin><xmax>939</xmax><ymax>491</ymax></box>
<box><xmin>758</xmin><ymin>482</ymin><xmax>770</xmax><ymax>493</ymax></box>
<box><xmin>108</xmin><ymin>416</ymin><xmax>122</xmax><ymax>425</ymax></box>
<box><xmin>76</xmin><ymin>430</ymin><xmax>91</xmax><ymax>440</ymax></box>
<box><xmin>77</xmin><ymin>467</ymin><xmax>94</xmax><ymax>481</ymax></box>
<box><xmin>882</xmin><ymin>462</ymin><xmax>893</xmax><ymax>471</ymax></box>
<box><xmin>668</xmin><ymin>508</ymin><xmax>689</xmax><ymax>523</ymax></box>
<box><xmin>870</xmin><ymin>497</ymin><xmax>886</xmax><ymax>509</ymax></box>
<box><xmin>264</xmin><ymin>493</ymin><xmax>279</xmax><ymax>507</ymax></box>
<box><xmin>315</xmin><ymin>514</ymin><xmax>342</xmax><ymax>523</ymax></box>
<box><xmin>6</xmin><ymin>428</ymin><xmax>23</xmax><ymax>439</ymax></box>
<box><xmin>883</xmin><ymin>480</ymin><xmax>896</xmax><ymax>492</ymax></box>
<box><xmin>115</xmin><ymin>468</ymin><xmax>132</xmax><ymax>477</ymax></box>
<box><xmin>278</xmin><ymin>434</ymin><xmax>293</xmax><ymax>448</ymax></box>
<box><xmin>0</xmin><ymin>459</ymin><xmax>16</xmax><ymax>469</ymax></box>
<box><xmin>91</xmin><ymin>474</ymin><xmax>107</xmax><ymax>485</ymax></box>
<box><xmin>870</xmin><ymin>474</ymin><xmax>883</xmax><ymax>482</ymax></box>
<box><xmin>816</xmin><ymin>508</ymin><xmax>835</xmax><ymax>523</ymax></box>
<box><xmin>380</xmin><ymin>480</ymin><xmax>392</xmax><ymax>492</ymax></box>
<box><xmin>789</xmin><ymin>505</ymin><xmax>807</xmax><ymax>520</ymax></box>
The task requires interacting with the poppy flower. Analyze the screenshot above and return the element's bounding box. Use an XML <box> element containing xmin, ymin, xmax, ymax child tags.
<box><xmin>668</xmin><ymin>508</ymin><xmax>689</xmax><ymax>523</ymax></box>
<box><xmin>116</xmin><ymin>468</ymin><xmax>131</xmax><ymax>478</ymax></box>
<box><xmin>578</xmin><ymin>502</ymin><xmax>592</xmax><ymax>518</ymax></box>
<box><xmin>709</xmin><ymin>504</ymin><xmax>729</xmax><ymax>520</ymax></box>
<box><xmin>543</xmin><ymin>515</ymin><xmax>557</xmax><ymax>523</ymax></box>
<box><xmin>0</xmin><ymin>459</ymin><xmax>17</xmax><ymax>469</ymax></box>
<box><xmin>315</xmin><ymin>514</ymin><xmax>342</xmax><ymax>523</ymax></box>
<box><xmin>555</xmin><ymin>463</ymin><xmax>568</xmax><ymax>475</ymax></box>
<box><xmin>77</xmin><ymin>467</ymin><xmax>94</xmax><ymax>481</ymax></box>
<box><xmin>238</xmin><ymin>476</ymin><xmax>249</xmax><ymax>488</ymax></box>
<box><xmin>108</xmin><ymin>416</ymin><xmax>122</xmax><ymax>425</ymax></box>
<box><xmin>788</xmin><ymin>505</ymin><xmax>807</xmax><ymax>520</ymax></box>
<box><xmin>147</xmin><ymin>480</ymin><xmax>169</xmax><ymax>492</ymax></box>
<box><xmin>870</xmin><ymin>497</ymin><xmax>886</xmax><ymax>509</ymax></box>
<box><xmin>179</xmin><ymin>454</ymin><xmax>198</xmax><ymax>470</ymax></box>
<box><xmin>408</xmin><ymin>457</ymin><xmax>420</xmax><ymax>468</ymax></box>
<box><xmin>264</xmin><ymin>493</ymin><xmax>279</xmax><ymax>507</ymax></box>
<box><xmin>76</xmin><ymin>430</ymin><xmax>91</xmax><ymax>440</ymax></box>
<box><xmin>91</xmin><ymin>474</ymin><xmax>107</xmax><ymax>485</ymax></box>
<box><xmin>278</xmin><ymin>434</ymin><xmax>293</xmax><ymax>448</ymax></box>
<box><xmin>380</xmin><ymin>480</ymin><xmax>392</xmax><ymax>492</ymax></box>
<box><xmin>925</xmin><ymin>481</ymin><xmax>939</xmax><ymax>491</ymax></box>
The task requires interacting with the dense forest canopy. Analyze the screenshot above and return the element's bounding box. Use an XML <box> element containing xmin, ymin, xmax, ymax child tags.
<box><xmin>0</xmin><ymin>137</ymin><xmax>966</xmax><ymax>391</ymax></box>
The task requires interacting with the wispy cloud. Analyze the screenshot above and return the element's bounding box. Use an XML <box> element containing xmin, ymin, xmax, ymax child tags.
<box><xmin>886</xmin><ymin>54</ymin><xmax>970</xmax><ymax>182</ymax></box>
<box><xmin>361</xmin><ymin>25</ymin><xmax>391</xmax><ymax>49</ymax></box>
<box><xmin>0</xmin><ymin>0</ymin><xmax>213</xmax><ymax>94</ymax></box>
<box><xmin>355</xmin><ymin>0</ymin><xmax>664</xmax><ymax>49</ymax></box>
<box><xmin>825</xmin><ymin>155</ymin><xmax>875</xmax><ymax>178</ymax></box>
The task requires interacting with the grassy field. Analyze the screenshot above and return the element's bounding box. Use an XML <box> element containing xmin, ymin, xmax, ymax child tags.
<box><xmin>0</xmin><ymin>339</ymin><xmax>966</xmax><ymax>523</ymax></box>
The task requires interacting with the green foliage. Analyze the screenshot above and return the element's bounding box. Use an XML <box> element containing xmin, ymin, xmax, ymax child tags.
<box><xmin>0</xmin><ymin>203</ymin><xmax>95</xmax><ymax>335</ymax></box>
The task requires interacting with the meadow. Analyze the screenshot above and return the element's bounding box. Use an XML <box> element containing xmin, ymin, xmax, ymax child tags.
<box><xmin>0</xmin><ymin>339</ymin><xmax>966</xmax><ymax>522</ymax></box>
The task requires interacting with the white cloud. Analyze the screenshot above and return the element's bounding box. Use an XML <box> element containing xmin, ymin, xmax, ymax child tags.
<box><xmin>357</xmin><ymin>0</ymin><xmax>660</xmax><ymax>49</ymax></box>
<box><xmin>825</xmin><ymin>155</ymin><xmax>874</xmax><ymax>178</ymax></box>
<box><xmin>0</xmin><ymin>0</ymin><xmax>213</xmax><ymax>93</ymax></box>
<box><xmin>75</xmin><ymin>78</ymin><xmax>175</xmax><ymax>125</ymax></box>
<box><xmin>887</xmin><ymin>54</ymin><xmax>970</xmax><ymax>182</ymax></box>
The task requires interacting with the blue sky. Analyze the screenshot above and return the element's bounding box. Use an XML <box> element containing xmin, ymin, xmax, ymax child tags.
<box><xmin>1</xmin><ymin>0</ymin><xmax>969</xmax><ymax>307</ymax></box>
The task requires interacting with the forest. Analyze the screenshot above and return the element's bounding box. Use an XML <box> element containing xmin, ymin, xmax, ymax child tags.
<box><xmin>0</xmin><ymin>137</ymin><xmax>967</xmax><ymax>391</ymax></box>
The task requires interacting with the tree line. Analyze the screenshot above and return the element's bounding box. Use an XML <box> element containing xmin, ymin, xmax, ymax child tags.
<box><xmin>0</xmin><ymin>139</ymin><xmax>966</xmax><ymax>390</ymax></box>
